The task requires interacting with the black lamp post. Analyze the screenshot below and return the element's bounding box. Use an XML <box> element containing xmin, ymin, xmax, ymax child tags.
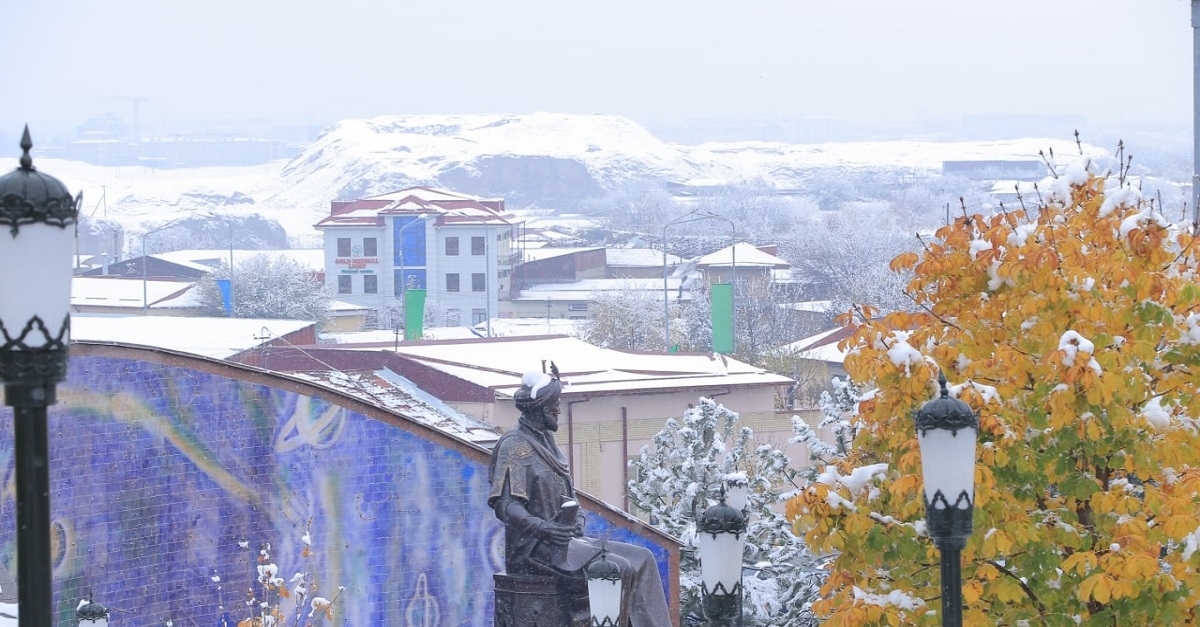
<box><xmin>0</xmin><ymin>127</ymin><xmax>80</xmax><ymax>627</ymax></box>
<box><xmin>586</xmin><ymin>543</ymin><xmax>623</xmax><ymax>627</ymax></box>
<box><xmin>697</xmin><ymin>492</ymin><xmax>747</xmax><ymax>627</ymax></box>
<box><xmin>914</xmin><ymin>371</ymin><xmax>979</xmax><ymax>627</ymax></box>
<box><xmin>75</xmin><ymin>597</ymin><xmax>109</xmax><ymax>626</ymax></box>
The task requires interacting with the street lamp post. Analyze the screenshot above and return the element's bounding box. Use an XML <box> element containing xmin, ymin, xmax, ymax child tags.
<box><xmin>661</xmin><ymin>210</ymin><xmax>718</xmax><ymax>352</ymax></box>
<box><xmin>914</xmin><ymin>371</ymin><xmax>979</xmax><ymax>627</ymax></box>
<box><xmin>140</xmin><ymin>219</ymin><xmax>184</xmax><ymax>315</ymax></box>
<box><xmin>1192</xmin><ymin>0</ymin><xmax>1200</xmax><ymax>230</ymax></box>
<box><xmin>0</xmin><ymin>127</ymin><xmax>81</xmax><ymax>627</ymax></box>
<box><xmin>586</xmin><ymin>543</ymin><xmax>623</xmax><ymax>627</ymax></box>
<box><xmin>75</xmin><ymin>597</ymin><xmax>109</xmax><ymax>626</ymax></box>
<box><xmin>697</xmin><ymin>490</ymin><xmax>747</xmax><ymax>627</ymax></box>
<box><xmin>704</xmin><ymin>212</ymin><xmax>736</xmax><ymax>353</ymax></box>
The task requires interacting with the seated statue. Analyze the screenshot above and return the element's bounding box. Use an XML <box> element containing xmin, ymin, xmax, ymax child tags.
<box><xmin>488</xmin><ymin>365</ymin><xmax>671</xmax><ymax>627</ymax></box>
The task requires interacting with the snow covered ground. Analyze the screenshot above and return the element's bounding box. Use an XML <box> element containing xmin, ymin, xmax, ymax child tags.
<box><xmin>17</xmin><ymin>113</ymin><xmax>1109</xmax><ymax>248</ymax></box>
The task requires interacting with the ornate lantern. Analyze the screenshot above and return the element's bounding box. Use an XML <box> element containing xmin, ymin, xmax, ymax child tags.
<box><xmin>697</xmin><ymin>493</ymin><xmax>746</xmax><ymax>627</ymax></box>
<box><xmin>914</xmin><ymin>371</ymin><xmax>979</xmax><ymax>627</ymax></box>
<box><xmin>586</xmin><ymin>544</ymin><xmax>622</xmax><ymax>627</ymax></box>
<box><xmin>76</xmin><ymin>597</ymin><xmax>109</xmax><ymax>626</ymax></box>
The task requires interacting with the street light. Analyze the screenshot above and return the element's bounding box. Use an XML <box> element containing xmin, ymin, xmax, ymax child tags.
<box><xmin>697</xmin><ymin>491</ymin><xmax>747</xmax><ymax>627</ymax></box>
<box><xmin>75</xmin><ymin>597</ymin><xmax>109</xmax><ymax>626</ymax></box>
<box><xmin>0</xmin><ymin>127</ymin><xmax>81</xmax><ymax>627</ymax></box>
<box><xmin>1192</xmin><ymin>0</ymin><xmax>1200</xmax><ymax>230</ymax></box>
<box><xmin>586</xmin><ymin>543</ymin><xmax>623</xmax><ymax>627</ymax></box>
<box><xmin>914</xmin><ymin>371</ymin><xmax>979</xmax><ymax>627</ymax></box>
<box><xmin>703</xmin><ymin>212</ymin><xmax>736</xmax><ymax>354</ymax></box>
<box><xmin>140</xmin><ymin>219</ymin><xmax>185</xmax><ymax>315</ymax></box>
<box><xmin>661</xmin><ymin>210</ymin><xmax>718</xmax><ymax>352</ymax></box>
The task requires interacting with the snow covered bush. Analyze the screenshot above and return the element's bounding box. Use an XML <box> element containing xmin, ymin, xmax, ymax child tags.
<box><xmin>196</xmin><ymin>253</ymin><xmax>331</xmax><ymax>321</ymax></box>
<box><xmin>788</xmin><ymin>142</ymin><xmax>1200</xmax><ymax>625</ymax></box>
<box><xmin>627</xmin><ymin>397</ymin><xmax>826</xmax><ymax>626</ymax></box>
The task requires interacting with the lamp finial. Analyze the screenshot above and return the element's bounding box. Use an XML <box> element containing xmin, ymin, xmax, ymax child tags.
<box><xmin>19</xmin><ymin>125</ymin><xmax>33</xmax><ymax>171</ymax></box>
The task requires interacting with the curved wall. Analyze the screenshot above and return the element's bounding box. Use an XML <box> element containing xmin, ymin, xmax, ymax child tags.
<box><xmin>0</xmin><ymin>343</ymin><xmax>677</xmax><ymax>626</ymax></box>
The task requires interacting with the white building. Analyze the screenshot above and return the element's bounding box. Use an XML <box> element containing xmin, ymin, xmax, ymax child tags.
<box><xmin>314</xmin><ymin>186</ymin><xmax>517</xmax><ymax>328</ymax></box>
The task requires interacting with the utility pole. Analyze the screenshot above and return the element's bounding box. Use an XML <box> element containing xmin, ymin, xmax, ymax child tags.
<box><xmin>1192</xmin><ymin>1</ymin><xmax>1200</xmax><ymax>230</ymax></box>
<box><xmin>132</xmin><ymin>97</ymin><xmax>148</xmax><ymax>144</ymax></box>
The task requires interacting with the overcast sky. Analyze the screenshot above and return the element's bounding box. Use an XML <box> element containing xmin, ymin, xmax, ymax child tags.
<box><xmin>0</xmin><ymin>0</ymin><xmax>1193</xmax><ymax>138</ymax></box>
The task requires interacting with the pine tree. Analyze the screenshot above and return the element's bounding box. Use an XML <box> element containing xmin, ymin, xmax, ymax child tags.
<box><xmin>628</xmin><ymin>398</ymin><xmax>825</xmax><ymax>626</ymax></box>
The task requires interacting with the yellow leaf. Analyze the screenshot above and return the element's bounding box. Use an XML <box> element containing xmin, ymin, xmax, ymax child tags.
<box><xmin>1079</xmin><ymin>573</ymin><xmax>1113</xmax><ymax>604</ymax></box>
<box><xmin>890</xmin><ymin>251</ymin><xmax>920</xmax><ymax>272</ymax></box>
<box><xmin>1062</xmin><ymin>551</ymin><xmax>1097</xmax><ymax>575</ymax></box>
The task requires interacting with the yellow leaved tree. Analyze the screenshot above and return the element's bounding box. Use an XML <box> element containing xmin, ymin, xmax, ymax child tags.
<box><xmin>787</xmin><ymin>147</ymin><xmax>1200</xmax><ymax>626</ymax></box>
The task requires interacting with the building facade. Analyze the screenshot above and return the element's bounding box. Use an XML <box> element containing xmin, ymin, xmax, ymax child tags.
<box><xmin>315</xmin><ymin>187</ymin><xmax>517</xmax><ymax>329</ymax></box>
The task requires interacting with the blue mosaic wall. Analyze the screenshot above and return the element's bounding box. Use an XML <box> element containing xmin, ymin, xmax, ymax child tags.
<box><xmin>0</xmin><ymin>349</ymin><xmax>673</xmax><ymax>626</ymax></box>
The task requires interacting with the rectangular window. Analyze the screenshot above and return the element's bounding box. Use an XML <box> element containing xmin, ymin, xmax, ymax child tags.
<box><xmin>337</xmin><ymin>238</ymin><xmax>351</xmax><ymax>257</ymax></box>
<box><xmin>446</xmin><ymin>273</ymin><xmax>460</xmax><ymax>292</ymax></box>
<box><xmin>337</xmin><ymin>275</ymin><xmax>352</xmax><ymax>294</ymax></box>
<box><xmin>568</xmin><ymin>303</ymin><xmax>588</xmax><ymax>312</ymax></box>
<box><xmin>472</xmin><ymin>273</ymin><xmax>486</xmax><ymax>292</ymax></box>
<box><xmin>472</xmin><ymin>309</ymin><xmax>487</xmax><ymax>325</ymax></box>
<box><xmin>363</xmin><ymin>274</ymin><xmax>378</xmax><ymax>294</ymax></box>
<box><xmin>471</xmin><ymin>236</ymin><xmax>485</xmax><ymax>255</ymax></box>
<box><xmin>363</xmin><ymin>237</ymin><xmax>377</xmax><ymax>257</ymax></box>
<box><xmin>445</xmin><ymin>237</ymin><xmax>459</xmax><ymax>256</ymax></box>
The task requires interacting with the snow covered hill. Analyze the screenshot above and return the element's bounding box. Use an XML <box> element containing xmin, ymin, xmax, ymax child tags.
<box><xmin>23</xmin><ymin>113</ymin><xmax>1106</xmax><ymax>247</ymax></box>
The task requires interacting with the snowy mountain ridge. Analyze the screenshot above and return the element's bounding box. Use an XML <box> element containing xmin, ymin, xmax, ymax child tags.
<box><xmin>24</xmin><ymin>112</ymin><xmax>1103</xmax><ymax>247</ymax></box>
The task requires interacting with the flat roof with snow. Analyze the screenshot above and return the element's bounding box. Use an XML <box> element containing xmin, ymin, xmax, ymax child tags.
<box><xmin>72</xmin><ymin>316</ymin><xmax>315</xmax><ymax>360</ymax></box>
<box><xmin>387</xmin><ymin>335</ymin><xmax>793</xmax><ymax>398</ymax></box>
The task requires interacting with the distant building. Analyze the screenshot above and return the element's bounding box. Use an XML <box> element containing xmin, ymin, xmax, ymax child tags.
<box><xmin>314</xmin><ymin>186</ymin><xmax>517</xmax><ymax>329</ymax></box>
<box><xmin>942</xmin><ymin>160</ymin><xmax>1045</xmax><ymax>181</ymax></box>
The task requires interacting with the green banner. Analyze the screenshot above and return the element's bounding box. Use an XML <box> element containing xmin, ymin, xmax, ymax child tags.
<box><xmin>711</xmin><ymin>283</ymin><xmax>733</xmax><ymax>353</ymax></box>
<box><xmin>404</xmin><ymin>289</ymin><xmax>426</xmax><ymax>340</ymax></box>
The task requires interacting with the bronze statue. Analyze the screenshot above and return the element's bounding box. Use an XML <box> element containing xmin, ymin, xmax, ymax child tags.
<box><xmin>488</xmin><ymin>364</ymin><xmax>671</xmax><ymax>627</ymax></box>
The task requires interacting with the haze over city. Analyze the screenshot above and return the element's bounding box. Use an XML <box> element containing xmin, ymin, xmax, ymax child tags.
<box><xmin>2</xmin><ymin>0</ymin><xmax>1194</xmax><ymax>145</ymax></box>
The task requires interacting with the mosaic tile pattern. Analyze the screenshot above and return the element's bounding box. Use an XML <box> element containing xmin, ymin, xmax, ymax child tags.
<box><xmin>0</xmin><ymin>352</ymin><xmax>671</xmax><ymax>626</ymax></box>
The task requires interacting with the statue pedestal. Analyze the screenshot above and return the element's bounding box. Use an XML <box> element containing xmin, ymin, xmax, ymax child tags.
<box><xmin>493</xmin><ymin>572</ymin><xmax>576</xmax><ymax>627</ymax></box>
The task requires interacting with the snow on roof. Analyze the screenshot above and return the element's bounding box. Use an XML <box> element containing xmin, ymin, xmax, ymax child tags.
<box><xmin>286</xmin><ymin>369</ymin><xmax>500</xmax><ymax>444</ymax></box>
<box><xmin>520</xmin><ymin>230</ymin><xmax>578</xmax><ymax>243</ymax></box>
<box><xmin>328</xmin><ymin>300</ymin><xmax>372</xmax><ymax>313</ymax></box>
<box><xmin>778</xmin><ymin>326</ymin><xmax>854</xmax><ymax>365</ymax></box>
<box><xmin>473</xmin><ymin>318</ymin><xmax>583</xmax><ymax>338</ymax></box>
<box><xmin>389</xmin><ymin>336</ymin><xmax>793</xmax><ymax>397</ymax></box>
<box><xmin>365</xmin><ymin>186</ymin><xmax>500</xmax><ymax>204</ymax></box>
<box><xmin>146</xmin><ymin>254</ymin><xmax>214</xmax><ymax>273</ymax></box>
<box><xmin>72</xmin><ymin>316</ymin><xmax>315</xmax><ymax>359</ymax></box>
<box><xmin>522</xmin><ymin>278</ymin><xmax>673</xmax><ymax>292</ymax></box>
<box><xmin>515</xmin><ymin>278</ymin><xmax>687</xmax><ymax>302</ymax></box>
<box><xmin>156</xmin><ymin>249</ymin><xmax>326</xmax><ymax>272</ymax></box>
<box><xmin>783</xmin><ymin>300</ymin><xmax>834</xmax><ymax>313</ymax></box>
<box><xmin>72</xmin><ymin>277</ymin><xmax>198</xmax><ymax>309</ymax></box>
<box><xmin>321</xmin><ymin>326</ymin><xmax>482</xmax><ymax>344</ymax></box>
<box><xmin>696</xmin><ymin>242</ymin><xmax>790</xmax><ymax>269</ymax></box>
<box><xmin>520</xmin><ymin>247</ymin><xmax>603</xmax><ymax>262</ymax></box>
<box><xmin>606</xmin><ymin>248</ymin><xmax>680</xmax><ymax>268</ymax></box>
